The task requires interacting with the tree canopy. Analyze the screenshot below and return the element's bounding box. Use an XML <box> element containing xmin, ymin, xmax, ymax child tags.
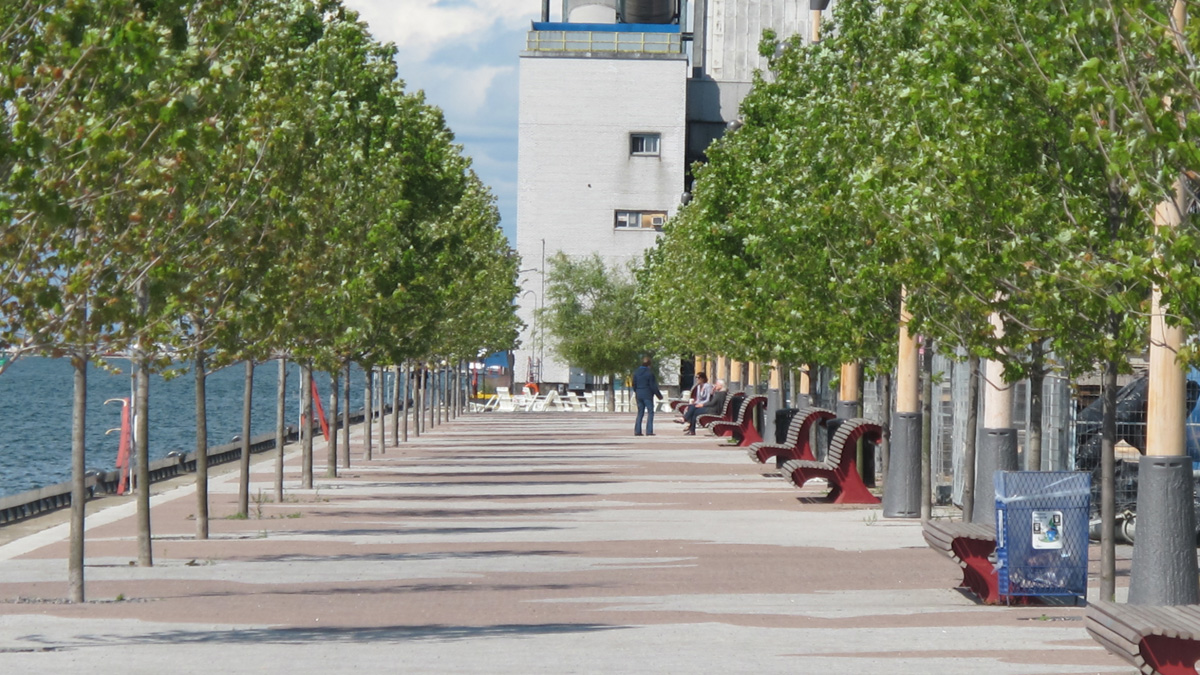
<box><xmin>1</xmin><ymin>0</ymin><xmax>520</xmax><ymax>375</ymax></box>
<box><xmin>640</xmin><ymin>0</ymin><xmax>1200</xmax><ymax>382</ymax></box>
<box><xmin>539</xmin><ymin>253</ymin><xmax>653</xmax><ymax>383</ymax></box>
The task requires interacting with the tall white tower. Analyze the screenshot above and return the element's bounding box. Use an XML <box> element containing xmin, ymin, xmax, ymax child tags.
<box><xmin>515</xmin><ymin>0</ymin><xmax>813</xmax><ymax>389</ymax></box>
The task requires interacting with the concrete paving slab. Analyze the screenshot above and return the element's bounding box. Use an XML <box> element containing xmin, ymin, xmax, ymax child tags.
<box><xmin>0</xmin><ymin>412</ymin><xmax>1131</xmax><ymax>673</ymax></box>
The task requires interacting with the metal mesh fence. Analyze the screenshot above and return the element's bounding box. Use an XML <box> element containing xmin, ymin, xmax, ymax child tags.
<box><xmin>927</xmin><ymin>350</ymin><xmax>1073</xmax><ymax>505</ymax></box>
<box><xmin>791</xmin><ymin>350</ymin><xmax>1200</xmax><ymax>522</ymax></box>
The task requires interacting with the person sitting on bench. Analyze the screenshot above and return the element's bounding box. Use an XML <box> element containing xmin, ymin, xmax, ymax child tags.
<box><xmin>674</xmin><ymin>375</ymin><xmax>705</xmax><ymax>424</ymax></box>
<box><xmin>684</xmin><ymin>379</ymin><xmax>726</xmax><ymax>435</ymax></box>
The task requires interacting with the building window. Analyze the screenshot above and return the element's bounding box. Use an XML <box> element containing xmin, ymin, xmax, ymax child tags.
<box><xmin>630</xmin><ymin>133</ymin><xmax>660</xmax><ymax>156</ymax></box>
<box><xmin>615</xmin><ymin>210</ymin><xmax>667</xmax><ymax>230</ymax></box>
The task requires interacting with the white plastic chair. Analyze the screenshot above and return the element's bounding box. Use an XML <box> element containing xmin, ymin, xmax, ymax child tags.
<box><xmin>494</xmin><ymin>387</ymin><xmax>518</xmax><ymax>412</ymax></box>
<box><xmin>532</xmin><ymin>390</ymin><xmax>559</xmax><ymax>412</ymax></box>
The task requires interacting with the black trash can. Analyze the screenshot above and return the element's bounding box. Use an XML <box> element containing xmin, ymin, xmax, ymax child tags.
<box><xmin>774</xmin><ymin>408</ymin><xmax>799</xmax><ymax>444</ymax></box>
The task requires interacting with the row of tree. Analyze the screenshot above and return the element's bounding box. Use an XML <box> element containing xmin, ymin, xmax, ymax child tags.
<box><xmin>636</xmin><ymin>0</ymin><xmax>1200</xmax><ymax>602</ymax></box>
<box><xmin>642</xmin><ymin>0</ymin><xmax>1199</xmax><ymax>404</ymax></box>
<box><xmin>1</xmin><ymin>0</ymin><xmax>520</xmax><ymax>601</ymax></box>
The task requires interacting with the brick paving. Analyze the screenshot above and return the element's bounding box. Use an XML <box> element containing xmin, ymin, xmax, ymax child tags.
<box><xmin>0</xmin><ymin>412</ymin><xmax>1128</xmax><ymax>673</ymax></box>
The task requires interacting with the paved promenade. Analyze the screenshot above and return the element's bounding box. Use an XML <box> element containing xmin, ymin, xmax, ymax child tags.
<box><xmin>0</xmin><ymin>413</ymin><xmax>1127</xmax><ymax>673</ymax></box>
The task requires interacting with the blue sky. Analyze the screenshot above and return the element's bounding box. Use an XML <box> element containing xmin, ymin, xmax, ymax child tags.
<box><xmin>345</xmin><ymin>0</ymin><xmax>541</xmax><ymax>242</ymax></box>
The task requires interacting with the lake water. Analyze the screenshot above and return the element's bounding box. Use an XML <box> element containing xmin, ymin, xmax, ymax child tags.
<box><xmin>0</xmin><ymin>356</ymin><xmax>372</xmax><ymax>498</ymax></box>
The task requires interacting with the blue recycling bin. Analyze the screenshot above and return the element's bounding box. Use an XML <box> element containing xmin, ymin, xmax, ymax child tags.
<box><xmin>994</xmin><ymin>471</ymin><xmax>1091</xmax><ymax>599</ymax></box>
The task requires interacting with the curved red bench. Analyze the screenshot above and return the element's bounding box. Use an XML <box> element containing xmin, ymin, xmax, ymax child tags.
<box><xmin>711</xmin><ymin>395</ymin><xmax>766</xmax><ymax>447</ymax></box>
<box><xmin>779</xmin><ymin>418</ymin><xmax>882</xmax><ymax>504</ymax></box>
<box><xmin>1086</xmin><ymin>601</ymin><xmax>1200</xmax><ymax>675</ymax></box>
<box><xmin>748</xmin><ymin>407</ymin><xmax>835</xmax><ymax>464</ymax></box>
<box><xmin>923</xmin><ymin>520</ymin><xmax>1002</xmax><ymax>604</ymax></box>
<box><xmin>697</xmin><ymin>392</ymin><xmax>744</xmax><ymax>430</ymax></box>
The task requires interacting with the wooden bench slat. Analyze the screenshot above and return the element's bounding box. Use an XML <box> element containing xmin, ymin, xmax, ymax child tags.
<box><xmin>711</xmin><ymin>395</ymin><xmax>766</xmax><ymax>447</ymax></box>
<box><xmin>1163</xmin><ymin>606</ymin><xmax>1200</xmax><ymax>639</ymax></box>
<box><xmin>1086</xmin><ymin>619</ymin><xmax>1140</xmax><ymax>659</ymax></box>
<box><xmin>1086</xmin><ymin>600</ymin><xmax>1200</xmax><ymax>675</ymax></box>
<box><xmin>1090</xmin><ymin>604</ymin><xmax>1153</xmax><ymax>644</ymax></box>
<box><xmin>1123</xmin><ymin>605</ymin><xmax>1181</xmax><ymax>639</ymax></box>
<box><xmin>779</xmin><ymin>418</ymin><xmax>882</xmax><ymax>505</ymax></box>
<box><xmin>922</xmin><ymin>519</ymin><xmax>1003</xmax><ymax>603</ymax></box>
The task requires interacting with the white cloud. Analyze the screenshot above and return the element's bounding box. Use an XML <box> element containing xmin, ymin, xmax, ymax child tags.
<box><xmin>348</xmin><ymin>0</ymin><xmax>539</xmax><ymax>62</ymax></box>
<box><xmin>343</xmin><ymin>0</ymin><xmax>534</xmax><ymax>240</ymax></box>
<box><xmin>423</xmin><ymin>63</ymin><xmax>512</xmax><ymax>116</ymax></box>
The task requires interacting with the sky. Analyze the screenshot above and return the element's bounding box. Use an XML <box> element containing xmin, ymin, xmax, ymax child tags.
<box><xmin>343</xmin><ymin>0</ymin><xmax>545</xmax><ymax>243</ymax></box>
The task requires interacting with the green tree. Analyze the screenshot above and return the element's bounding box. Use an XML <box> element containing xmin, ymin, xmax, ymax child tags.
<box><xmin>540</xmin><ymin>253</ymin><xmax>652</xmax><ymax>409</ymax></box>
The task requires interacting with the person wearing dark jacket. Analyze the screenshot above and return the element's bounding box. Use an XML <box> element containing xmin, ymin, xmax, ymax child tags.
<box><xmin>685</xmin><ymin>380</ymin><xmax>726</xmax><ymax>435</ymax></box>
<box><xmin>632</xmin><ymin>357</ymin><xmax>663</xmax><ymax>436</ymax></box>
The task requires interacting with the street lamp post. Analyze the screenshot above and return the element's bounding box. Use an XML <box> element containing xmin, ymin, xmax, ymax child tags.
<box><xmin>519</xmin><ymin>287</ymin><xmax>539</xmax><ymax>385</ymax></box>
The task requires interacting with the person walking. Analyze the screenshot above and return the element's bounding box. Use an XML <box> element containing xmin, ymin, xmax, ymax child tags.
<box><xmin>632</xmin><ymin>356</ymin><xmax>663</xmax><ymax>436</ymax></box>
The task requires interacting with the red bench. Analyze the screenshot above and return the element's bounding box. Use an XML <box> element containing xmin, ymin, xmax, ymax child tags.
<box><xmin>922</xmin><ymin>520</ymin><xmax>1002</xmax><ymax>604</ymax></box>
<box><xmin>749</xmin><ymin>407</ymin><xmax>836</xmax><ymax>464</ymax></box>
<box><xmin>1086</xmin><ymin>600</ymin><xmax>1200</xmax><ymax>675</ymax></box>
<box><xmin>667</xmin><ymin>397</ymin><xmax>691</xmax><ymax>413</ymax></box>
<box><xmin>697</xmin><ymin>392</ymin><xmax>744</xmax><ymax>430</ymax></box>
<box><xmin>711</xmin><ymin>395</ymin><xmax>766</xmax><ymax>447</ymax></box>
<box><xmin>779</xmin><ymin>418</ymin><xmax>882</xmax><ymax>504</ymax></box>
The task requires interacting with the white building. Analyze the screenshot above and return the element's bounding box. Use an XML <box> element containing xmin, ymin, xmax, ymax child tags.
<box><xmin>515</xmin><ymin>0</ymin><xmax>818</xmax><ymax>388</ymax></box>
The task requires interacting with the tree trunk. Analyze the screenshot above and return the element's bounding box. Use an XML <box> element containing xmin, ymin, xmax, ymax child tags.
<box><xmin>378</xmin><ymin>367</ymin><xmax>386</xmax><ymax>451</ymax></box>
<box><xmin>414</xmin><ymin>368</ymin><xmax>422</xmax><ymax>437</ymax></box>
<box><xmin>430</xmin><ymin>366</ymin><xmax>438</xmax><ymax>428</ymax></box>
<box><xmin>879</xmin><ymin>372</ymin><xmax>892</xmax><ymax>489</ymax></box>
<box><xmin>237</xmin><ymin>359</ymin><xmax>254</xmax><ymax>517</ymax></box>
<box><xmin>430</xmin><ymin>366</ymin><xmax>437</xmax><ymax>425</ymax></box>
<box><xmin>135</xmin><ymin>349</ymin><xmax>153</xmax><ymax>566</ymax></box>
<box><xmin>1026</xmin><ymin>340</ymin><xmax>1044</xmax><ymax>471</ymax></box>
<box><xmin>448</xmin><ymin>360</ymin><xmax>456</xmax><ymax>417</ymax></box>
<box><xmin>401</xmin><ymin>364</ymin><xmax>409</xmax><ymax>443</ymax></box>
<box><xmin>961</xmin><ymin>354</ymin><xmax>980</xmax><ymax>524</ymax></box>
<box><xmin>68</xmin><ymin>352</ymin><xmax>87</xmax><ymax>602</ymax></box>
<box><xmin>274</xmin><ymin>357</ymin><xmax>287</xmax><ymax>503</ymax></box>
<box><xmin>301</xmin><ymin>363</ymin><xmax>313</xmax><ymax>489</ymax></box>
<box><xmin>437</xmin><ymin>365</ymin><xmax>444</xmax><ymax>424</ymax></box>
<box><xmin>1100</xmin><ymin>357</ymin><xmax>1118</xmax><ymax>601</ymax></box>
<box><xmin>341</xmin><ymin>362</ymin><xmax>351</xmax><ymax>469</ymax></box>
<box><xmin>920</xmin><ymin>340</ymin><xmax>933</xmax><ymax>521</ymax></box>
<box><xmin>327</xmin><ymin>369</ymin><xmax>339</xmax><ymax>478</ymax></box>
<box><xmin>392</xmin><ymin>365</ymin><xmax>401</xmax><ymax>444</ymax></box>
<box><xmin>440</xmin><ymin>365</ymin><xmax>447</xmax><ymax>423</ymax></box>
<box><xmin>194</xmin><ymin>350</ymin><xmax>209</xmax><ymax>540</ymax></box>
<box><xmin>364</xmin><ymin>367</ymin><xmax>373</xmax><ymax>461</ymax></box>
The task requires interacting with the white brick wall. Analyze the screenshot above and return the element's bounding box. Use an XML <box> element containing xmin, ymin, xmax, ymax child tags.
<box><xmin>515</xmin><ymin>52</ymin><xmax>687</xmax><ymax>385</ymax></box>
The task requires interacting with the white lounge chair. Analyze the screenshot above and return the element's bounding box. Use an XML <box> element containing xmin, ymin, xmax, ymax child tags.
<box><xmin>494</xmin><ymin>387</ymin><xmax>518</xmax><ymax>412</ymax></box>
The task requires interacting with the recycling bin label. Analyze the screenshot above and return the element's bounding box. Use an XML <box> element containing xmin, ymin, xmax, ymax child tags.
<box><xmin>1031</xmin><ymin>510</ymin><xmax>1064</xmax><ymax>549</ymax></box>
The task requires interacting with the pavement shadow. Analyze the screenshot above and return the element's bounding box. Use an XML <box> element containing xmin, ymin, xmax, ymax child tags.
<box><xmin>283</xmin><ymin>525</ymin><xmax>565</xmax><ymax>537</ymax></box>
<box><xmin>308</xmin><ymin>507</ymin><xmax>592</xmax><ymax>519</ymax></box>
<box><xmin>431</xmin><ymin>454</ymin><xmax>619</xmax><ymax>461</ymax></box>
<box><xmin>28</xmin><ymin>623</ymin><xmax>629</xmax><ymax>648</ymax></box>
<box><xmin>228</xmin><ymin>549</ymin><xmax>574</xmax><ymax>564</ymax></box>
<box><xmin>179</xmin><ymin>581</ymin><xmax>612</xmax><ymax>601</ymax></box>
<box><xmin>349</xmin><ymin>493</ymin><xmax>593</xmax><ymax>502</ymax></box>
<box><xmin>394</xmin><ymin>470</ymin><xmax>612</xmax><ymax>479</ymax></box>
